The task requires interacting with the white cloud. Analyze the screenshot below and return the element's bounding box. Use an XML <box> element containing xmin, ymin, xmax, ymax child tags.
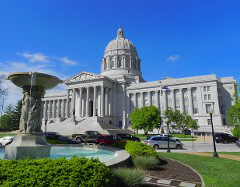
<box><xmin>60</xmin><ymin>57</ymin><xmax>77</xmax><ymax>65</ymax></box>
<box><xmin>166</xmin><ymin>55</ymin><xmax>180</xmax><ymax>62</ymax></box>
<box><xmin>19</xmin><ymin>52</ymin><xmax>49</xmax><ymax>63</ymax></box>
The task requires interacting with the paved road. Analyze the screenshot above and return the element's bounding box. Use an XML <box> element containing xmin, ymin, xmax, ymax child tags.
<box><xmin>156</xmin><ymin>141</ymin><xmax>240</xmax><ymax>153</ymax></box>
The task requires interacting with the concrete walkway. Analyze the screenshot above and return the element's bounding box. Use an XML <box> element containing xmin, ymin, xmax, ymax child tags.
<box><xmin>144</xmin><ymin>175</ymin><xmax>201</xmax><ymax>187</ymax></box>
<box><xmin>184</xmin><ymin>152</ymin><xmax>240</xmax><ymax>161</ymax></box>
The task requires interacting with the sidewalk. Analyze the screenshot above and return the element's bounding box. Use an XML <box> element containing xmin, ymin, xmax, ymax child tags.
<box><xmin>143</xmin><ymin>175</ymin><xmax>202</xmax><ymax>187</ymax></box>
<box><xmin>184</xmin><ymin>152</ymin><xmax>240</xmax><ymax>161</ymax></box>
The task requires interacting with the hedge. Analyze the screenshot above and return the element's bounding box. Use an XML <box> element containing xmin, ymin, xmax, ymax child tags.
<box><xmin>0</xmin><ymin>157</ymin><xmax>114</xmax><ymax>187</ymax></box>
<box><xmin>112</xmin><ymin>141</ymin><xmax>158</xmax><ymax>157</ymax></box>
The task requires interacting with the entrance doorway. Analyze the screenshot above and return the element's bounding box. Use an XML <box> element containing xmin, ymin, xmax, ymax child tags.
<box><xmin>89</xmin><ymin>101</ymin><xmax>93</xmax><ymax>117</ymax></box>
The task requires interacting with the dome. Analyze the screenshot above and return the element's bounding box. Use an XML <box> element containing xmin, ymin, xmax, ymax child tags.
<box><xmin>101</xmin><ymin>26</ymin><xmax>143</xmax><ymax>83</ymax></box>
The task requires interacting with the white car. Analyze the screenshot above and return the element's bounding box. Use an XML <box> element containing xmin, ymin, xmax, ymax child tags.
<box><xmin>0</xmin><ymin>136</ymin><xmax>14</xmax><ymax>146</ymax></box>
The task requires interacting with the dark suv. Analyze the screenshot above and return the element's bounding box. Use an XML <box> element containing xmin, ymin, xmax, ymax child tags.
<box><xmin>117</xmin><ymin>133</ymin><xmax>140</xmax><ymax>142</ymax></box>
<box><xmin>215</xmin><ymin>133</ymin><xmax>238</xmax><ymax>143</ymax></box>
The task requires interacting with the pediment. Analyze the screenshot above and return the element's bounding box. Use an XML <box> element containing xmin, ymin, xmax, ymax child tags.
<box><xmin>64</xmin><ymin>72</ymin><xmax>104</xmax><ymax>84</ymax></box>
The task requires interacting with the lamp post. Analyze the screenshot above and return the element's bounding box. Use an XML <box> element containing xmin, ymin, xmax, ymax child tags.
<box><xmin>167</xmin><ymin>122</ymin><xmax>171</xmax><ymax>152</ymax></box>
<box><xmin>208</xmin><ymin>108</ymin><xmax>219</xmax><ymax>158</ymax></box>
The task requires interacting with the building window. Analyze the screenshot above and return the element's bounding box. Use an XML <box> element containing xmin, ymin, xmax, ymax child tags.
<box><xmin>193</xmin><ymin>107</ymin><xmax>199</xmax><ymax>114</ymax></box>
<box><xmin>207</xmin><ymin>119</ymin><xmax>212</xmax><ymax>125</ymax></box>
<box><xmin>203</xmin><ymin>86</ymin><xmax>210</xmax><ymax>92</ymax></box>
<box><xmin>143</xmin><ymin>92</ymin><xmax>148</xmax><ymax>106</ymax></box>
<box><xmin>204</xmin><ymin>94</ymin><xmax>211</xmax><ymax>101</ymax></box>
<box><xmin>118</xmin><ymin>121</ymin><xmax>123</xmax><ymax>128</ymax></box>
<box><xmin>223</xmin><ymin>118</ymin><xmax>227</xmax><ymax>126</ymax></box>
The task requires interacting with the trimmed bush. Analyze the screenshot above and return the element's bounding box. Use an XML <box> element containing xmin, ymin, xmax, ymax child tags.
<box><xmin>111</xmin><ymin>140</ymin><xmax>128</xmax><ymax>149</ymax></box>
<box><xmin>113</xmin><ymin>168</ymin><xmax>144</xmax><ymax>187</ymax></box>
<box><xmin>232</xmin><ymin>126</ymin><xmax>240</xmax><ymax>138</ymax></box>
<box><xmin>125</xmin><ymin>141</ymin><xmax>158</xmax><ymax>157</ymax></box>
<box><xmin>133</xmin><ymin>156</ymin><xmax>160</xmax><ymax>170</ymax></box>
<box><xmin>0</xmin><ymin>157</ymin><xmax>114</xmax><ymax>187</ymax></box>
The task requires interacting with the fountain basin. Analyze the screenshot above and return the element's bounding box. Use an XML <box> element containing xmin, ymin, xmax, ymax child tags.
<box><xmin>0</xmin><ymin>145</ymin><xmax>130</xmax><ymax>167</ymax></box>
<box><xmin>7</xmin><ymin>72</ymin><xmax>63</xmax><ymax>90</ymax></box>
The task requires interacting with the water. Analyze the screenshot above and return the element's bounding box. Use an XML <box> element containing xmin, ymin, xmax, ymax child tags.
<box><xmin>0</xmin><ymin>147</ymin><xmax>116</xmax><ymax>162</ymax></box>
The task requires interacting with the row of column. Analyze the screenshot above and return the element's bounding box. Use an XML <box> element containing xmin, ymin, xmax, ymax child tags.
<box><xmin>43</xmin><ymin>85</ymin><xmax>113</xmax><ymax>120</ymax></box>
<box><xmin>129</xmin><ymin>87</ymin><xmax>197</xmax><ymax>115</ymax></box>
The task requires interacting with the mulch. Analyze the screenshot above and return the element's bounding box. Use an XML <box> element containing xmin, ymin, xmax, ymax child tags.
<box><xmin>139</xmin><ymin>157</ymin><xmax>202</xmax><ymax>187</ymax></box>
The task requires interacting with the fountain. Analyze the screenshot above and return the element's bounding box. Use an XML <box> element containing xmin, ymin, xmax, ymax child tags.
<box><xmin>4</xmin><ymin>72</ymin><xmax>63</xmax><ymax>159</ymax></box>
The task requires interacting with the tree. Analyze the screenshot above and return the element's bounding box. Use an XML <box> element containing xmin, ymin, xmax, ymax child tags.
<box><xmin>164</xmin><ymin>109</ymin><xmax>199</xmax><ymax>135</ymax></box>
<box><xmin>227</xmin><ymin>100</ymin><xmax>240</xmax><ymax>127</ymax></box>
<box><xmin>130</xmin><ymin>106</ymin><xmax>161</xmax><ymax>135</ymax></box>
<box><xmin>0</xmin><ymin>66</ymin><xmax>8</xmax><ymax>113</ymax></box>
<box><xmin>0</xmin><ymin>100</ymin><xmax>22</xmax><ymax>131</ymax></box>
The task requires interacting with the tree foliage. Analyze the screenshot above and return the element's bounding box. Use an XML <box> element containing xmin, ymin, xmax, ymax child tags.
<box><xmin>227</xmin><ymin>100</ymin><xmax>240</xmax><ymax>127</ymax></box>
<box><xmin>130</xmin><ymin>106</ymin><xmax>161</xmax><ymax>135</ymax></box>
<box><xmin>0</xmin><ymin>67</ymin><xmax>8</xmax><ymax>113</ymax></box>
<box><xmin>0</xmin><ymin>100</ymin><xmax>22</xmax><ymax>131</ymax></box>
<box><xmin>164</xmin><ymin>109</ymin><xmax>199</xmax><ymax>133</ymax></box>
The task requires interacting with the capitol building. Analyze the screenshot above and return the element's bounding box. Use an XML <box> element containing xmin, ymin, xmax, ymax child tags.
<box><xmin>42</xmin><ymin>27</ymin><xmax>235</xmax><ymax>135</ymax></box>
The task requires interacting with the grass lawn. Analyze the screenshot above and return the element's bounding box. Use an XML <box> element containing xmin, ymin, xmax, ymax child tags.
<box><xmin>158</xmin><ymin>152</ymin><xmax>240</xmax><ymax>187</ymax></box>
<box><xmin>0</xmin><ymin>133</ymin><xmax>16</xmax><ymax>138</ymax></box>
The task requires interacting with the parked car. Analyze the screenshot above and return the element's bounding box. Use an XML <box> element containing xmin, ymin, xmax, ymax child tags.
<box><xmin>0</xmin><ymin>136</ymin><xmax>14</xmax><ymax>146</ymax></box>
<box><xmin>44</xmin><ymin>132</ymin><xmax>61</xmax><ymax>140</ymax></box>
<box><xmin>116</xmin><ymin>133</ymin><xmax>140</xmax><ymax>142</ymax></box>
<box><xmin>235</xmin><ymin>139</ymin><xmax>240</xmax><ymax>148</ymax></box>
<box><xmin>144</xmin><ymin>136</ymin><xmax>183</xmax><ymax>149</ymax></box>
<box><xmin>72</xmin><ymin>131</ymin><xmax>101</xmax><ymax>143</ymax></box>
<box><xmin>58</xmin><ymin>136</ymin><xmax>79</xmax><ymax>144</ymax></box>
<box><xmin>215</xmin><ymin>133</ymin><xmax>238</xmax><ymax>143</ymax></box>
<box><xmin>161</xmin><ymin>134</ymin><xmax>181</xmax><ymax>142</ymax></box>
<box><xmin>95</xmin><ymin>134</ymin><xmax>122</xmax><ymax>146</ymax></box>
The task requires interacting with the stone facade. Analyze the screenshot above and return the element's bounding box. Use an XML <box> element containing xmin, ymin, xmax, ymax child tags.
<box><xmin>42</xmin><ymin>27</ymin><xmax>235</xmax><ymax>134</ymax></box>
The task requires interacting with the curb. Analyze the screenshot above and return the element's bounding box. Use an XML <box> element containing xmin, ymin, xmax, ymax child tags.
<box><xmin>166</xmin><ymin>157</ymin><xmax>205</xmax><ymax>187</ymax></box>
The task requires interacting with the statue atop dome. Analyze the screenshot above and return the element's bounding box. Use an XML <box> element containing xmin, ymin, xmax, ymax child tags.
<box><xmin>117</xmin><ymin>25</ymin><xmax>124</xmax><ymax>38</ymax></box>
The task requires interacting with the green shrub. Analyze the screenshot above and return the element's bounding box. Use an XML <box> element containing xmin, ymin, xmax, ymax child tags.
<box><xmin>111</xmin><ymin>140</ymin><xmax>128</xmax><ymax>149</ymax></box>
<box><xmin>125</xmin><ymin>141</ymin><xmax>158</xmax><ymax>157</ymax></box>
<box><xmin>133</xmin><ymin>156</ymin><xmax>160</xmax><ymax>170</ymax></box>
<box><xmin>113</xmin><ymin>168</ymin><xmax>144</xmax><ymax>187</ymax></box>
<box><xmin>0</xmin><ymin>157</ymin><xmax>114</xmax><ymax>187</ymax></box>
<box><xmin>232</xmin><ymin>126</ymin><xmax>240</xmax><ymax>138</ymax></box>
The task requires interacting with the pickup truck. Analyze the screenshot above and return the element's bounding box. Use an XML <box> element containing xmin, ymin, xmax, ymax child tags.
<box><xmin>72</xmin><ymin>131</ymin><xmax>101</xmax><ymax>144</ymax></box>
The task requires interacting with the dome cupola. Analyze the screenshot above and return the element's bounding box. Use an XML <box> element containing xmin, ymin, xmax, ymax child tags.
<box><xmin>101</xmin><ymin>26</ymin><xmax>143</xmax><ymax>82</ymax></box>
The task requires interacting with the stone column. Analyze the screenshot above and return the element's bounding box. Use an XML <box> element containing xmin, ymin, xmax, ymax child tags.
<box><xmin>93</xmin><ymin>86</ymin><xmax>96</xmax><ymax>116</ymax></box>
<box><xmin>105</xmin><ymin>87</ymin><xmax>108</xmax><ymax>116</ymax></box>
<box><xmin>57</xmin><ymin>99</ymin><xmax>60</xmax><ymax>118</ymax></box>
<box><xmin>61</xmin><ymin>99</ymin><xmax>65</xmax><ymax>118</ymax></box>
<box><xmin>155</xmin><ymin>91</ymin><xmax>159</xmax><ymax>108</ymax></box>
<box><xmin>163</xmin><ymin>90</ymin><xmax>167</xmax><ymax>111</ymax></box>
<box><xmin>66</xmin><ymin>89</ymin><xmax>70</xmax><ymax>118</ymax></box>
<box><xmin>43</xmin><ymin>101</ymin><xmax>47</xmax><ymax>120</ymax></box>
<box><xmin>196</xmin><ymin>86</ymin><xmax>204</xmax><ymax>114</ymax></box>
<box><xmin>71</xmin><ymin>88</ymin><xmax>76</xmax><ymax>118</ymax></box>
<box><xmin>101</xmin><ymin>86</ymin><xmax>104</xmax><ymax>117</ymax></box>
<box><xmin>188</xmin><ymin>88</ymin><xmax>193</xmax><ymax>115</ymax></box>
<box><xmin>141</xmin><ymin>92</ymin><xmax>144</xmax><ymax>106</ymax></box>
<box><xmin>171</xmin><ymin>89</ymin><xmax>176</xmax><ymax>110</ymax></box>
<box><xmin>179</xmin><ymin>88</ymin><xmax>184</xmax><ymax>113</ymax></box>
<box><xmin>147</xmin><ymin>92</ymin><xmax>151</xmax><ymax>106</ymax></box>
<box><xmin>134</xmin><ymin>93</ymin><xmax>138</xmax><ymax>108</ymax></box>
<box><xmin>48</xmin><ymin>100</ymin><xmax>52</xmax><ymax>119</ymax></box>
<box><xmin>86</xmin><ymin>87</ymin><xmax>89</xmax><ymax>117</ymax></box>
<box><xmin>79</xmin><ymin>87</ymin><xmax>82</xmax><ymax>117</ymax></box>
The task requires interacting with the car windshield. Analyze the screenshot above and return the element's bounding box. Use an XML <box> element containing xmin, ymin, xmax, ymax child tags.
<box><xmin>146</xmin><ymin>136</ymin><xmax>152</xmax><ymax>140</ymax></box>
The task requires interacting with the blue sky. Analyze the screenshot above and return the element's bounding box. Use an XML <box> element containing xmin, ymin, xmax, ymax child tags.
<box><xmin>1</xmin><ymin>0</ymin><xmax>240</xmax><ymax>106</ymax></box>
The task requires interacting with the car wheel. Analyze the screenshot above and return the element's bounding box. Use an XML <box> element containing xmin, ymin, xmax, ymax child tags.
<box><xmin>153</xmin><ymin>144</ymin><xmax>159</xmax><ymax>149</ymax></box>
<box><xmin>100</xmin><ymin>143</ymin><xmax>107</xmax><ymax>146</ymax></box>
<box><xmin>0</xmin><ymin>143</ymin><xmax>2</xmax><ymax>146</ymax></box>
<box><xmin>176</xmin><ymin>145</ymin><xmax>182</xmax><ymax>149</ymax></box>
<box><xmin>76</xmin><ymin>138</ymin><xmax>82</xmax><ymax>144</ymax></box>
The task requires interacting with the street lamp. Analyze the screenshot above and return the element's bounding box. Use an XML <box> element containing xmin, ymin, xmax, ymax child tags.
<box><xmin>208</xmin><ymin>107</ymin><xmax>219</xmax><ymax>158</ymax></box>
<box><xmin>167</xmin><ymin>122</ymin><xmax>171</xmax><ymax>152</ymax></box>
